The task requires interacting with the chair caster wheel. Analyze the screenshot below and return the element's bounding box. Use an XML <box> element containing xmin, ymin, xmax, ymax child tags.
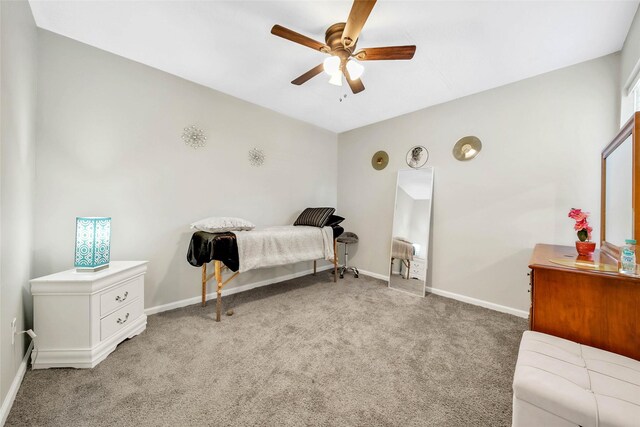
<box><xmin>339</xmin><ymin>274</ymin><xmax>344</xmax><ymax>279</ymax></box>
<box><xmin>354</xmin><ymin>274</ymin><xmax>359</xmax><ymax>278</ymax></box>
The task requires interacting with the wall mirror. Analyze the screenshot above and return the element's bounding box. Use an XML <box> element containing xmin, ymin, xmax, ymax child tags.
<box><xmin>601</xmin><ymin>111</ymin><xmax>639</xmax><ymax>259</ymax></box>
<box><xmin>389</xmin><ymin>168</ymin><xmax>434</xmax><ymax>296</ymax></box>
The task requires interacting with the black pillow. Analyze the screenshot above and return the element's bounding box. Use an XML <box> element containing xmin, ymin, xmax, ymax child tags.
<box><xmin>294</xmin><ymin>207</ymin><xmax>335</xmax><ymax>227</ymax></box>
<box><xmin>324</xmin><ymin>215</ymin><xmax>345</xmax><ymax>227</ymax></box>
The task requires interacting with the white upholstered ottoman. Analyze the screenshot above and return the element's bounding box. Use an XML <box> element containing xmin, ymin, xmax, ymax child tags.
<box><xmin>512</xmin><ymin>331</ymin><xmax>640</xmax><ymax>427</ymax></box>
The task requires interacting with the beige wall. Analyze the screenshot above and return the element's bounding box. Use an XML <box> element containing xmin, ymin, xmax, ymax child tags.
<box><xmin>620</xmin><ymin>6</ymin><xmax>640</xmax><ymax>124</ymax></box>
<box><xmin>0</xmin><ymin>0</ymin><xmax>38</xmax><ymax>411</ymax></box>
<box><xmin>338</xmin><ymin>54</ymin><xmax>620</xmax><ymax>314</ymax></box>
<box><xmin>35</xmin><ymin>31</ymin><xmax>338</xmax><ymax>310</ymax></box>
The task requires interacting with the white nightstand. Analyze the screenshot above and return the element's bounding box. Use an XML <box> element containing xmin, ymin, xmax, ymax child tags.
<box><xmin>30</xmin><ymin>261</ymin><xmax>148</xmax><ymax>369</ymax></box>
<box><xmin>409</xmin><ymin>257</ymin><xmax>426</xmax><ymax>281</ymax></box>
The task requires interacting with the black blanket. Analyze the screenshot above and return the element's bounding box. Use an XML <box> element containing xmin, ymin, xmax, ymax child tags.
<box><xmin>187</xmin><ymin>226</ymin><xmax>344</xmax><ymax>272</ymax></box>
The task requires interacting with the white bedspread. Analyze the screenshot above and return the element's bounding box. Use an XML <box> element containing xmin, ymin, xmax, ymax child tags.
<box><xmin>233</xmin><ymin>226</ymin><xmax>334</xmax><ymax>273</ymax></box>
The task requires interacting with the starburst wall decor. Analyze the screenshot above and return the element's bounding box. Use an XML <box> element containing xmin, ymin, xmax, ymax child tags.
<box><xmin>248</xmin><ymin>148</ymin><xmax>265</xmax><ymax>167</ymax></box>
<box><xmin>182</xmin><ymin>125</ymin><xmax>207</xmax><ymax>149</ymax></box>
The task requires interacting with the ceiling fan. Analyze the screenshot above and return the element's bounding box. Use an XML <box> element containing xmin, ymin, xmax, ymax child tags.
<box><xmin>271</xmin><ymin>0</ymin><xmax>416</xmax><ymax>94</ymax></box>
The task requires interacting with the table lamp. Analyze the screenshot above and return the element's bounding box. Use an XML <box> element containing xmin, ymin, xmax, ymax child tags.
<box><xmin>75</xmin><ymin>217</ymin><xmax>111</xmax><ymax>272</ymax></box>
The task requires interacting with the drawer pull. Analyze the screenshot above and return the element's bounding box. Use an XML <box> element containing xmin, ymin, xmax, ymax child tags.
<box><xmin>117</xmin><ymin>313</ymin><xmax>130</xmax><ymax>325</ymax></box>
<box><xmin>115</xmin><ymin>291</ymin><xmax>129</xmax><ymax>303</ymax></box>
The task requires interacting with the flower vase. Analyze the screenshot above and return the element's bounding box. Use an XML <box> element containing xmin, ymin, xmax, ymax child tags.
<box><xmin>575</xmin><ymin>241</ymin><xmax>596</xmax><ymax>256</ymax></box>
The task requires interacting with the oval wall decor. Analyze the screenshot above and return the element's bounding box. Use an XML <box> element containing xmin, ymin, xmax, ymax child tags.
<box><xmin>406</xmin><ymin>146</ymin><xmax>429</xmax><ymax>169</ymax></box>
<box><xmin>453</xmin><ymin>136</ymin><xmax>482</xmax><ymax>161</ymax></box>
<box><xmin>371</xmin><ymin>151</ymin><xmax>389</xmax><ymax>170</ymax></box>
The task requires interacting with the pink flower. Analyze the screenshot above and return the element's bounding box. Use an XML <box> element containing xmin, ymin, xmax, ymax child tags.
<box><xmin>574</xmin><ymin>218</ymin><xmax>589</xmax><ymax>231</ymax></box>
<box><xmin>568</xmin><ymin>208</ymin><xmax>581</xmax><ymax>219</ymax></box>
<box><xmin>568</xmin><ymin>208</ymin><xmax>587</xmax><ymax>222</ymax></box>
<box><xmin>568</xmin><ymin>208</ymin><xmax>592</xmax><ymax>241</ymax></box>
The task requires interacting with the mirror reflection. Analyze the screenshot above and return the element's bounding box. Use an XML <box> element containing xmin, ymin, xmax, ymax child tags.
<box><xmin>605</xmin><ymin>135</ymin><xmax>633</xmax><ymax>246</ymax></box>
<box><xmin>389</xmin><ymin>168</ymin><xmax>434</xmax><ymax>296</ymax></box>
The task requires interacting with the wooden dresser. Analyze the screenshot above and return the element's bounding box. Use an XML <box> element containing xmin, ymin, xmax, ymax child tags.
<box><xmin>529</xmin><ymin>244</ymin><xmax>640</xmax><ymax>360</ymax></box>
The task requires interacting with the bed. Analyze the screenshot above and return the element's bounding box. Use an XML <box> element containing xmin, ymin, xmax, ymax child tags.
<box><xmin>391</xmin><ymin>237</ymin><xmax>414</xmax><ymax>279</ymax></box>
<box><xmin>187</xmin><ymin>225</ymin><xmax>344</xmax><ymax>321</ymax></box>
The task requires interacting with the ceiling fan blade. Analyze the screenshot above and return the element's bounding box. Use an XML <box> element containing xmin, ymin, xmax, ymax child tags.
<box><xmin>343</xmin><ymin>68</ymin><xmax>365</xmax><ymax>94</ymax></box>
<box><xmin>271</xmin><ymin>25</ymin><xmax>329</xmax><ymax>52</ymax></box>
<box><xmin>291</xmin><ymin>64</ymin><xmax>325</xmax><ymax>85</ymax></box>
<box><xmin>354</xmin><ymin>46</ymin><xmax>416</xmax><ymax>61</ymax></box>
<box><xmin>342</xmin><ymin>0</ymin><xmax>377</xmax><ymax>49</ymax></box>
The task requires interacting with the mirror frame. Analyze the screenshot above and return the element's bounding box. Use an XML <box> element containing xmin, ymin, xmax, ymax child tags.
<box><xmin>388</xmin><ymin>167</ymin><xmax>434</xmax><ymax>297</ymax></box>
<box><xmin>601</xmin><ymin>111</ymin><xmax>640</xmax><ymax>260</ymax></box>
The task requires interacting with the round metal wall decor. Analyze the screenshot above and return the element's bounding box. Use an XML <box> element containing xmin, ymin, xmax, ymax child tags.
<box><xmin>453</xmin><ymin>136</ymin><xmax>482</xmax><ymax>161</ymax></box>
<box><xmin>248</xmin><ymin>147</ymin><xmax>265</xmax><ymax>167</ymax></box>
<box><xmin>371</xmin><ymin>150</ymin><xmax>389</xmax><ymax>170</ymax></box>
<box><xmin>182</xmin><ymin>125</ymin><xmax>207</xmax><ymax>149</ymax></box>
<box><xmin>406</xmin><ymin>146</ymin><xmax>429</xmax><ymax>169</ymax></box>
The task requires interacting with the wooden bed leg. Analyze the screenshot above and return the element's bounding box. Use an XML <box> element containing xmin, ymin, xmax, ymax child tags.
<box><xmin>201</xmin><ymin>264</ymin><xmax>207</xmax><ymax>307</ymax></box>
<box><xmin>215</xmin><ymin>261</ymin><xmax>222</xmax><ymax>322</ymax></box>
<box><xmin>333</xmin><ymin>239</ymin><xmax>338</xmax><ymax>283</ymax></box>
<box><xmin>313</xmin><ymin>260</ymin><xmax>317</xmax><ymax>275</ymax></box>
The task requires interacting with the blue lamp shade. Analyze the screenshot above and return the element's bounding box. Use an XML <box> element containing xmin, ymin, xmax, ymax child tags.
<box><xmin>75</xmin><ymin>217</ymin><xmax>111</xmax><ymax>271</ymax></box>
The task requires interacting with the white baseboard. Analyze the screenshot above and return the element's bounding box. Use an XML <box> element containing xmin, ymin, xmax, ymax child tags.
<box><xmin>0</xmin><ymin>342</ymin><xmax>34</xmax><ymax>427</ymax></box>
<box><xmin>145</xmin><ymin>264</ymin><xmax>334</xmax><ymax>315</ymax></box>
<box><xmin>145</xmin><ymin>265</ymin><xmax>528</xmax><ymax>320</ymax></box>
<box><xmin>358</xmin><ymin>270</ymin><xmax>528</xmax><ymax>319</ymax></box>
<box><xmin>425</xmin><ymin>286</ymin><xmax>529</xmax><ymax>318</ymax></box>
<box><xmin>358</xmin><ymin>269</ymin><xmax>389</xmax><ymax>281</ymax></box>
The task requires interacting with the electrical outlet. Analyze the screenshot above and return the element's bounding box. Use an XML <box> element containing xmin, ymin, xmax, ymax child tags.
<box><xmin>11</xmin><ymin>318</ymin><xmax>16</xmax><ymax>345</ymax></box>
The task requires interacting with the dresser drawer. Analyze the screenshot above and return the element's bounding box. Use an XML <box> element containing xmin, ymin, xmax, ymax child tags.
<box><xmin>100</xmin><ymin>276</ymin><xmax>142</xmax><ymax>317</ymax></box>
<box><xmin>410</xmin><ymin>265</ymin><xmax>425</xmax><ymax>274</ymax></box>
<box><xmin>100</xmin><ymin>298</ymin><xmax>143</xmax><ymax>341</ymax></box>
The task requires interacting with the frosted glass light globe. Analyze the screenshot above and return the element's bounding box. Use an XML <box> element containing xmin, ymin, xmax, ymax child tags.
<box><xmin>346</xmin><ymin>60</ymin><xmax>364</xmax><ymax>80</ymax></box>
<box><xmin>328</xmin><ymin>73</ymin><xmax>342</xmax><ymax>86</ymax></box>
<box><xmin>323</xmin><ymin>56</ymin><xmax>341</xmax><ymax>75</ymax></box>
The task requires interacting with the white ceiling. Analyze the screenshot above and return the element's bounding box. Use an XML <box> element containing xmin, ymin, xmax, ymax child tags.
<box><xmin>29</xmin><ymin>0</ymin><xmax>638</xmax><ymax>133</ymax></box>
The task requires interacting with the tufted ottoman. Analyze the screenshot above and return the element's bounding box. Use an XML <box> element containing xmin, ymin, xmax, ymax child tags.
<box><xmin>512</xmin><ymin>331</ymin><xmax>640</xmax><ymax>427</ymax></box>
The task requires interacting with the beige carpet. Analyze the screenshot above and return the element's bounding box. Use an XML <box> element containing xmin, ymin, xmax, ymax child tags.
<box><xmin>7</xmin><ymin>273</ymin><xmax>527</xmax><ymax>426</ymax></box>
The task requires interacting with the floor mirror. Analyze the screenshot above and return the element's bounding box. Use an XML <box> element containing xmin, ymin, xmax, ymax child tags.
<box><xmin>389</xmin><ymin>168</ymin><xmax>434</xmax><ymax>296</ymax></box>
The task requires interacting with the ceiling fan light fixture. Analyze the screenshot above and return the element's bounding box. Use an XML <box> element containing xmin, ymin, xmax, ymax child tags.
<box><xmin>323</xmin><ymin>56</ymin><xmax>341</xmax><ymax>75</ymax></box>
<box><xmin>346</xmin><ymin>60</ymin><xmax>364</xmax><ymax>80</ymax></box>
<box><xmin>271</xmin><ymin>0</ymin><xmax>416</xmax><ymax>95</ymax></box>
<box><xmin>328</xmin><ymin>72</ymin><xmax>342</xmax><ymax>86</ymax></box>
